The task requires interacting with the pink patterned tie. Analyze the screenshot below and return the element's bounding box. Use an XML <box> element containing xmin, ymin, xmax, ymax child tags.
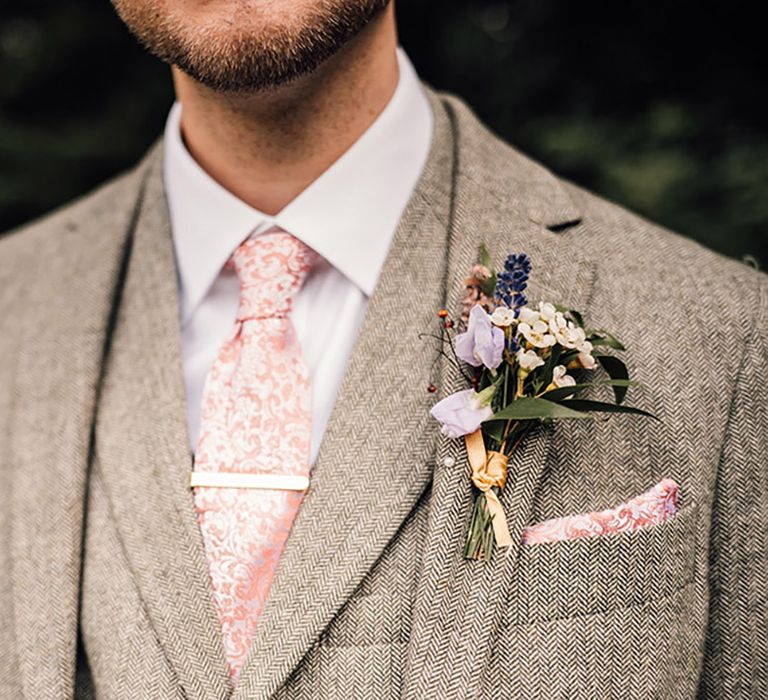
<box><xmin>192</xmin><ymin>228</ymin><xmax>317</xmax><ymax>681</ymax></box>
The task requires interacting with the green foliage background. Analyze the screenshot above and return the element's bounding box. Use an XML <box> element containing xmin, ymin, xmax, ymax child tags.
<box><xmin>1</xmin><ymin>1</ymin><xmax>765</xmax><ymax>267</ymax></box>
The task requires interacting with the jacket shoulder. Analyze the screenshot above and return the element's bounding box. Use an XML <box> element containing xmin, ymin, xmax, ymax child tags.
<box><xmin>440</xmin><ymin>91</ymin><xmax>766</xmax><ymax>323</ymax></box>
<box><xmin>0</xmin><ymin>164</ymin><xmax>143</xmax><ymax>269</ymax></box>
<box><xmin>560</xmin><ymin>177</ymin><xmax>766</xmax><ymax>316</ymax></box>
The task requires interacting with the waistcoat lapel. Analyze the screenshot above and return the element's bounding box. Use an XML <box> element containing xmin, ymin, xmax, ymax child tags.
<box><xmin>91</xmin><ymin>152</ymin><xmax>231</xmax><ymax>699</ymax></box>
<box><xmin>230</xmin><ymin>93</ymin><xmax>457</xmax><ymax>699</ymax></box>
<box><xmin>403</xmin><ymin>94</ymin><xmax>594</xmax><ymax>699</ymax></box>
<box><xmin>8</xmin><ymin>160</ymin><xmax>151</xmax><ymax>699</ymax></box>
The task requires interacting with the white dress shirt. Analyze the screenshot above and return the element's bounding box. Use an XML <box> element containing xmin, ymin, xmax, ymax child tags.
<box><xmin>163</xmin><ymin>48</ymin><xmax>433</xmax><ymax>461</ymax></box>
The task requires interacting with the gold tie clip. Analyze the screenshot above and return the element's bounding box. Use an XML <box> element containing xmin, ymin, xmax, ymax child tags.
<box><xmin>190</xmin><ymin>472</ymin><xmax>310</xmax><ymax>490</ymax></box>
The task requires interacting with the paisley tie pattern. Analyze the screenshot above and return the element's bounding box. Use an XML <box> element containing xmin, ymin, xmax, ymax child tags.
<box><xmin>193</xmin><ymin>228</ymin><xmax>317</xmax><ymax>681</ymax></box>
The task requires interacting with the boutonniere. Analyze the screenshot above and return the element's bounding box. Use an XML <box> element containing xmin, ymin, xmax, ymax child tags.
<box><xmin>429</xmin><ymin>246</ymin><xmax>657</xmax><ymax>560</ymax></box>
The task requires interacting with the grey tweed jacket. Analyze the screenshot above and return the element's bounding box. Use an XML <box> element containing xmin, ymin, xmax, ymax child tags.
<box><xmin>1</xmin><ymin>89</ymin><xmax>766</xmax><ymax>700</ymax></box>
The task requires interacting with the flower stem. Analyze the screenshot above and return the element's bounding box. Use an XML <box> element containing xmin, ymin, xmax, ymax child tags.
<box><xmin>464</xmin><ymin>493</ymin><xmax>495</xmax><ymax>560</ymax></box>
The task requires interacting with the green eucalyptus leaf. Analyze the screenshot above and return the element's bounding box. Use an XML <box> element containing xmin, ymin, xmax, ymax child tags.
<box><xmin>588</xmin><ymin>330</ymin><xmax>626</xmax><ymax>351</ymax></box>
<box><xmin>479</xmin><ymin>274</ymin><xmax>497</xmax><ymax>298</ymax></box>
<box><xmin>538</xmin><ymin>385</ymin><xmax>583</xmax><ymax>402</ymax></box>
<box><xmin>569</xmin><ymin>310</ymin><xmax>585</xmax><ymax>327</ymax></box>
<box><xmin>595</xmin><ymin>354</ymin><xmax>630</xmax><ymax>403</ymax></box>
<box><xmin>561</xmin><ymin>399</ymin><xmax>659</xmax><ymax>420</ymax></box>
<box><xmin>488</xmin><ymin>397</ymin><xmax>593</xmax><ymax>421</ymax></box>
<box><xmin>559</xmin><ymin>348</ymin><xmax>580</xmax><ymax>362</ymax></box>
<box><xmin>477</xmin><ymin>244</ymin><xmax>497</xmax><ymax>297</ymax></box>
<box><xmin>478</xmin><ymin>243</ymin><xmax>493</xmax><ymax>270</ymax></box>
<box><xmin>540</xmin><ymin>379</ymin><xmax>637</xmax><ymax>403</ymax></box>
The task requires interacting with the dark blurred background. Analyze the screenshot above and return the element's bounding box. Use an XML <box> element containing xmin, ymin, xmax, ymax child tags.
<box><xmin>1</xmin><ymin>1</ymin><xmax>765</xmax><ymax>267</ymax></box>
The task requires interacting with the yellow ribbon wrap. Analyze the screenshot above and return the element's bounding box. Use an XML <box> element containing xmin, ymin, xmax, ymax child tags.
<box><xmin>465</xmin><ymin>429</ymin><xmax>512</xmax><ymax>548</ymax></box>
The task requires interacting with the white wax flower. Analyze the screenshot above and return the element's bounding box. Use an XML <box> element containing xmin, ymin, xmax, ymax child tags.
<box><xmin>491</xmin><ymin>307</ymin><xmax>516</xmax><ymax>327</ymax></box>
<box><xmin>517</xmin><ymin>349</ymin><xmax>545</xmax><ymax>371</ymax></box>
<box><xmin>517</xmin><ymin>306</ymin><xmax>540</xmax><ymax>325</ymax></box>
<box><xmin>518</xmin><ymin>321</ymin><xmax>556</xmax><ymax>348</ymax></box>
<box><xmin>553</xmin><ymin>365</ymin><xmax>576</xmax><ymax>388</ymax></box>
<box><xmin>578</xmin><ymin>352</ymin><xmax>597</xmax><ymax>369</ymax></box>
<box><xmin>549</xmin><ymin>312</ymin><xmax>587</xmax><ymax>349</ymax></box>
<box><xmin>538</xmin><ymin>302</ymin><xmax>557</xmax><ymax>321</ymax></box>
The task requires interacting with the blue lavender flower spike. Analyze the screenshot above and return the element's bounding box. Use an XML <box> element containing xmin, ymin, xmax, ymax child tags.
<box><xmin>495</xmin><ymin>252</ymin><xmax>532</xmax><ymax>310</ymax></box>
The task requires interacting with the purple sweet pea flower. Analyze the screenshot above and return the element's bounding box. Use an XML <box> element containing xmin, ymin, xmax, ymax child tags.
<box><xmin>455</xmin><ymin>305</ymin><xmax>505</xmax><ymax>369</ymax></box>
<box><xmin>430</xmin><ymin>389</ymin><xmax>493</xmax><ymax>438</ymax></box>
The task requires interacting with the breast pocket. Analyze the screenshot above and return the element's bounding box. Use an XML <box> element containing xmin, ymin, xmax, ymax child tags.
<box><xmin>490</xmin><ymin>502</ymin><xmax>704</xmax><ymax>699</ymax></box>
<box><xmin>506</xmin><ymin>500</ymin><xmax>699</xmax><ymax>626</ymax></box>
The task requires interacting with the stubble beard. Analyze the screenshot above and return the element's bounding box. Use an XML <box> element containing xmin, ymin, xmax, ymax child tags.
<box><xmin>111</xmin><ymin>0</ymin><xmax>391</xmax><ymax>92</ymax></box>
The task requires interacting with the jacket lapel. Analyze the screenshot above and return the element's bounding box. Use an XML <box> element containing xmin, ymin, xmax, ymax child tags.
<box><xmin>403</xmin><ymin>94</ymin><xmax>594</xmax><ymax>699</ymax></box>
<box><xmin>8</xmin><ymin>161</ymin><xmax>151</xmax><ymax>699</ymax></box>
<box><xmin>231</xmin><ymin>93</ymin><xmax>457</xmax><ymax>699</ymax></box>
<box><xmin>91</xmin><ymin>152</ymin><xmax>232</xmax><ymax>699</ymax></box>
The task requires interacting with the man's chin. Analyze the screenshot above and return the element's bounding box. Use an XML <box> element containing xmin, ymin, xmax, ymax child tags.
<box><xmin>113</xmin><ymin>0</ymin><xmax>391</xmax><ymax>92</ymax></box>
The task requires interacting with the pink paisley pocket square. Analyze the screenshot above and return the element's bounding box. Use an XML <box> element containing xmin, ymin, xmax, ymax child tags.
<box><xmin>521</xmin><ymin>478</ymin><xmax>681</xmax><ymax>546</ymax></box>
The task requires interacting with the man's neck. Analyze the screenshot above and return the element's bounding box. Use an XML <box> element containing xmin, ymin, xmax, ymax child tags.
<box><xmin>171</xmin><ymin>6</ymin><xmax>399</xmax><ymax>216</ymax></box>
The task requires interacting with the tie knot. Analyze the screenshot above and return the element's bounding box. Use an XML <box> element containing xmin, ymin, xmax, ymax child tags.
<box><xmin>231</xmin><ymin>229</ymin><xmax>317</xmax><ymax>321</ymax></box>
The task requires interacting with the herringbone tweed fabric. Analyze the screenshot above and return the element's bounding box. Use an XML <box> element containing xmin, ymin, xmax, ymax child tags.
<box><xmin>0</xmin><ymin>87</ymin><xmax>766</xmax><ymax>699</ymax></box>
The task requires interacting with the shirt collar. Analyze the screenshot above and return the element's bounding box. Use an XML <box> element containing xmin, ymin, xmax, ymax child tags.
<box><xmin>163</xmin><ymin>48</ymin><xmax>433</xmax><ymax>325</ymax></box>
